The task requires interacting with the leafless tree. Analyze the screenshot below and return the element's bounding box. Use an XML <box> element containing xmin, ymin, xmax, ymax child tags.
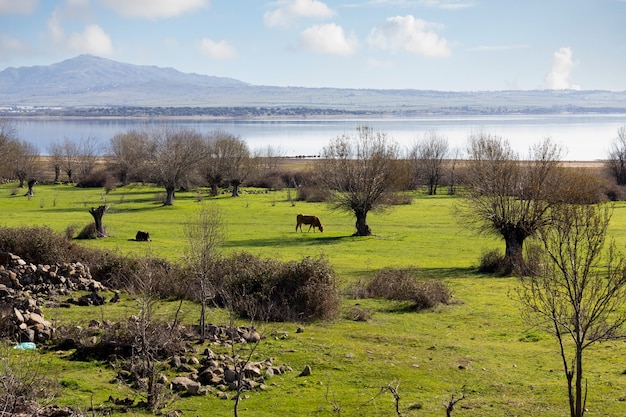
<box><xmin>46</xmin><ymin>142</ymin><xmax>63</xmax><ymax>183</ymax></box>
<box><xmin>605</xmin><ymin>125</ymin><xmax>626</xmax><ymax>185</ymax></box>
<box><xmin>0</xmin><ymin>119</ymin><xmax>19</xmax><ymax>179</ymax></box>
<box><xmin>49</xmin><ymin>138</ymin><xmax>79</xmax><ymax>183</ymax></box>
<box><xmin>461</xmin><ymin>133</ymin><xmax>562</xmax><ymax>273</ymax></box>
<box><xmin>76</xmin><ymin>135</ymin><xmax>101</xmax><ymax>181</ymax></box>
<box><xmin>409</xmin><ymin>132</ymin><xmax>449</xmax><ymax>195</ymax></box>
<box><xmin>200</xmin><ymin>130</ymin><xmax>246</xmax><ymax>196</ymax></box>
<box><xmin>184</xmin><ymin>203</ymin><xmax>226</xmax><ymax>339</ymax></box>
<box><xmin>149</xmin><ymin>126</ymin><xmax>208</xmax><ymax>206</ymax></box>
<box><xmin>517</xmin><ymin>201</ymin><xmax>626</xmax><ymax>417</ymax></box>
<box><xmin>108</xmin><ymin>129</ymin><xmax>153</xmax><ymax>185</ymax></box>
<box><xmin>10</xmin><ymin>140</ymin><xmax>40</xmax><ymax>189</ymax></box>
<box><xmin>223</xmin><ymin>137</ymin><xmax>251</xmax><ymax>197</ymax></box>
<box><xmin>318</xmin><ymin>126</ymin><xmax>400</xmax><ymax>236</ymax></box>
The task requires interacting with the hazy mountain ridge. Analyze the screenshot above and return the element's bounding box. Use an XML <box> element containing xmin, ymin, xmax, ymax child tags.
<box><xmin>1</xmin><ymin>54</ymin><xmax>626</xmax><ymax>114</ymax></box>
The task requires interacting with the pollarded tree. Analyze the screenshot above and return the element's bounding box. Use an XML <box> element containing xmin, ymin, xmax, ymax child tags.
<box><xmin>200</xmin><ymin>131</ymin><xmax>247</xmax><ymax>196</ymax></box>
<box><xmin>605</xmin><ymin>125</ymin><xmax>626</xmax><ymax>185</ymax></box>
<box><xmin>518</xmin><ymin>201</ymin><xmax>626</xmax><ymax>417</ymax></box>
<box><xmin>318</xmin><ymin>126</ymin><xmax>400</xmax><ymax>236</ymax></box>
<box><xmin>10</xmin><ymin>139</ymin><xmax>40</xmax><ymax>189</ymax></box>
<box><xmin>149</xmin><ymin>126</ymin><xmax>207</xmax><ymax>206</ymax></box>
<box><xmin>409</xmin><ymin>132</ymin><xmax>449</xmax><ymax>195</ymax></box>
<box><xmin>461</xmin><ymin>133</ymin><xmax>562</xmax><ymax>273</ymax></box>
<box><xmin>108</xmin><ymin>129</ymin><xmax>153</xmax><ymax>185</ymax></box>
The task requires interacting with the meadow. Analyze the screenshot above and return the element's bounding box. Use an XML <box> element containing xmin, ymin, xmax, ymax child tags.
<box><xmin>3</xmin><ymin>182</ymin><xmax>626</xmax><ymax>417</ymax></box>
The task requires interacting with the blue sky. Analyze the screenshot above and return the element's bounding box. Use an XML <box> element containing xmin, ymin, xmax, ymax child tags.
<box><xmin>1</xmin><ymin>0</ymin><xmax>625</xmax><ymax>91</ymax></box>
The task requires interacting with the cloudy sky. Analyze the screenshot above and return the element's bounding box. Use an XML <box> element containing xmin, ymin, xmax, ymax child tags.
<box><xmin>1</xmin><ymin>0</ymin><xmax>625</xmax><ymax>91</ymax></box>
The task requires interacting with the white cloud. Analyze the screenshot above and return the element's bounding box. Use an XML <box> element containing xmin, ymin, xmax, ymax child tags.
<box><xmin>47</xmin><ymin>10</ymin><xmax>113</xmax><ymax>55</ymax></box>
<box><xmin>367</xmin><ymin>15</ymin><xmax>450</xmax><ymax>57</ymax></box>
<box><xmin>0</xmin><ymin>0</ymin><xmax>38</xmax><ymax>14</ymax></box>
<box><xmin>67</xmin><ymin>24</ymin><xmax>113</xmax><ymax>55</ymax></box>
<box><xmin>366</xmin><ymin>0</ymin><xmax>474</xmax><ymax>9</ymax></box>
<box><xmin>198</xmin><ymin>38</ymin><xmax>237</xmax><ymax>60</ymax></box>
<box><xmin>99</xmin><ymin>0</ymin><xmax>208</xmax><ymax>19</ymax></box>
<box><xmin>544</xmin><ymin>47</ymin><xmax>580</xmax><ymax>90</ymax></box>
<box><xmin>0</xmin><ymin>35</ymin><xmax>30</xmax><ymax>59</ymax></box>
<box><xmin>467</xmin><ymin>44</ymin><xmax>529</xmax><ymax>52</ymax></box>
<box><xmin>299</xmin><ymin>23</ymin><xmax>359</xmax><ymax>55</ymax></box>
<box><xmin>265</xmin><ymin>0</ymin><xmax>335</xmax><ymax>28</ymax></box>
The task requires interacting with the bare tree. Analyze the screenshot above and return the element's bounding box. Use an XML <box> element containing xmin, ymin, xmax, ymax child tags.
<box><xmin>108</xmin><ymin>129</ymin><xmax>152</xmax><ymax>185</ymax></box>
<box><xmin>50</xmin><ymin>138</ymin><xmax>79</xmax><ymax>183</ymax></box>
<box><xmin>149</xmin><ymin>126</ymin><xmax>208</xmax><ymax>206</ymax></box>
<box><xmin>517</xmin><ymin>201</ymin><xmax>626</xmax><ymax>417</ymax></box>
<box><xmin>76</xmin><ymin>135</ymin><xmax>101</xmax><ymax>181</ymax></box>
<box><xmin>461</xmin><ymin>133</ymin><xmax>562</xmax><ymax>273</ymax></box>
<box><xmin>318</xmin><ymin>126</ymin><xmax>400</xmax><ymax>236</ymax></box>
<box><xmin>200</xmin><ymin>131</ymin><xmax>246</xmax><ymax>196</ymax></box>
<box><xmin>409</xmin><ymin>132</ymin><xmax>449</xmax><ymax>195</ymax></box>
<box><xmin>223</xmin><ymin>137</ymin><xmax>251</xmax><ymax>197</ymax></box>
<box><xmin>10</xmin><ymin>140</ymin><xmax>40</xmax><ymax>189</ymax></box>
<box><xmin>184</xmin><ymin>203</ymin><xmax>226</xmax><ymax>339</ymax></box>
<box><xmin>0</xmin><ymin>119</ymin><xmax>18</xmax><ymax>179</ymax></box>
<box><xmin>47</xmin><ymin>142</ymin><xmax>63</xmax><ymax>183</ymax></box>
<box><xmin>605</xmin><ymin>125</ymin><xmax>626</xmax><ymax>185</ymax></box>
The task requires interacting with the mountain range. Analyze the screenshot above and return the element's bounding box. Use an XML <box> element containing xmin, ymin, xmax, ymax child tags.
<box><xmin>1</xmin><ymin>54</ymin><xmax>626</xmax><ymax>115</ymax></box>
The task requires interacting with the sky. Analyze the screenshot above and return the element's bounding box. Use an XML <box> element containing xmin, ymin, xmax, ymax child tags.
<box><xmin>0</xmin><ymin>0</ymin><xmax>625</xmax><ymax>91</ymax></box>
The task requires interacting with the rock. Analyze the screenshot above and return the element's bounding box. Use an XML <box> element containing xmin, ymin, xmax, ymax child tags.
<box><xmin>298</xmin><ymin>365</ymin><xmax>312</xmax><ymax>377</ymax></box>
<box><xmin>171</xmin><ymin>376</ymin><xmax>201</xmax><ymax>395</ymax></box>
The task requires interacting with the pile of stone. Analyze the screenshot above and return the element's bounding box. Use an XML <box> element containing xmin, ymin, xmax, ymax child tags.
<box><xmin>0</xmin><ymin>252</ymin><xmax>107</xmax><ymax>343</ymax></box>
<box><xmin>112</xmin><ymin>344</ymin><xmax>293</xmax><ymax>399</ymax></box>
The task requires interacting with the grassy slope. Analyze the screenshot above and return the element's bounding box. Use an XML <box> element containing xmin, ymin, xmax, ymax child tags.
<box><xmin>2</xmin><ymin>183</ymin><xmax>626</xmax><ymax>416</ymax></box>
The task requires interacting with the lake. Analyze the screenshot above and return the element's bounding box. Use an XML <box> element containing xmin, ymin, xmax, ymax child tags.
<box><xmin>10</xmin><ymin>113</ymin><xmax>626</xmax><ymax>161</ymax></box>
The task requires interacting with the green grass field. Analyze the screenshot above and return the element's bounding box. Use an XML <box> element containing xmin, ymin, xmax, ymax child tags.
<box><xmin>3</xmin><ymin>183</ymin><xmax>626</xmax><ymax>417</ymax></box>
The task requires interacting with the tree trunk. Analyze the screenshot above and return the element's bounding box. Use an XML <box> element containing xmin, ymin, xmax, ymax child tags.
<box><xmin>210</xmin><ymin>183</ymin><xmax>219</xmax><ymax>196</ymax></box>
<box><xmin>231</xmin><ymin>180</ymin><xmax>241</xmax><ymax>197</ymax></box>
<box><xmin>89</xmin><ymin>205</ymin><xmax>108</xmax><ymax>238</ymax></box>
<box><xmin>25</xmin><ymin>179</ymin><xmax>35</xmax><ymax>198</ymax></box>
<box><xmin>354</xmin><ymin>210</ymin><xmax>372</xmax><ymax>236</ymax></box>
<box><xmin>54</xmin><ymin>165</ymin><xmax>61</xmax><ymax>183</ymax></box>
<box><xmin>66</xmin><ymin>169</ymin><xmax>73</xmax><ymax>183</ymax></box>
<box><xmin>503</xmin><ymin>231</ymin><xmax>525</xmax><ymax>275</ymax></box>
<box><xmin>164</xmin><ymin>186</ymin><xmax>175</xmax><ymax>206</ymax></box>
<box><xmin>575</xmin><ymin>348</ymin><xmax>584</xmax><ymax>417</ymax></box>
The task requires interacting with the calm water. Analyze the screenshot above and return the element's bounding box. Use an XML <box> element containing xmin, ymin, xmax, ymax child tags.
<box><xmin>10</xmin><ymin>114</ymin><xmax>626</xmax><ymax>161</ymax></box>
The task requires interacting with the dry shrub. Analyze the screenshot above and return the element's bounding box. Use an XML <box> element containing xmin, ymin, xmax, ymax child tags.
<box><xmin>297</xmin><ymin>185</ymin><xmax>331</xmax><ymax>202</ymax></box>
<box><xmin>343</xmin><ymin>305</ymin><xmax>373</xmax><ymax>321</ymax></box>
<box><xmin>76</xmin><ymin>169</ymin><xmax>117</xmax><ymax>192</ymax></box>
<box><xmin>209</xmin><ymin>253</ymin><xmax>340</xmax><ymax>322</ymax></box>
<box><xmin>75</xmin><ymin>223</ymin><xmax>98</xmax><ymax>239</ymax></box>
<box><xmin>478</xmin><ymin>249</ymin><xmax>507</xmax><ymax>275</ymax></box>
<box><xmin>0</xmin><ymin>226</ymin><xmax>75</xmax><ymax>265</ymax></box>
<box><xmin>0</xmin><ymin>345</ymin><xmax>59</xmax><ymax>415</ymax></box>
<box><xmin>364</xmin><ymin>268</ymin><xmax>451</xmax><ymax>310</ymax></box>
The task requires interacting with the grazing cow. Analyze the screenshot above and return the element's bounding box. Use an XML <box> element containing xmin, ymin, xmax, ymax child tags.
<box><xmin>296</xmin><ymin>214</ymin><xmax>324</xmax><ymax>233</ymax></box>
<box><xmin>135</xmin><ymin>231</ymin><xmax>151</xmax><ymax>241</ymax></box>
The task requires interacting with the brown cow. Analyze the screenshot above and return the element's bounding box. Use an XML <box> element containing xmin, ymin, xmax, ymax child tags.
<box><xmin>296</xmin><ymin>214</ymin><xmax>324</xmax><ymax>232</ymax></box>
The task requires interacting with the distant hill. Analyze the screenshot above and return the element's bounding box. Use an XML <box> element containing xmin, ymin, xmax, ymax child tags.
<box><xmin>1</xmin><ymin>54</ymin><xmax>626</xmax><ymax>114</ymax></box>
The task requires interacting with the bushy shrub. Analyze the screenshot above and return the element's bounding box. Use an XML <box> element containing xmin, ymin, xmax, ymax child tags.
<box><xmin>208</xmin><ymin>253</ymin><xmax>340</xmax><ymax>322</ymax></box>
<box><xmin>363</xmin><ymin>268</ymin><xmax>451</xmax><ymax>310</ymax></box>
<box><xmin>0</xmin><ymin>226</ymin><xmax>75</xmax><ymax>265</ymax></box>
<box><xmin>76</xmin><ymin>169</ymin><xmax>117</xmax><ymax>192</ymax></box>
<box><xmin>75</xmin><ymin>223</ymin><xmax>98</xmax><ymax>239</ymax></box>
<box><xmin>478</xmin><ymin>249</ymin><xmax>507</xmax><ymax>275</ymax></box>
<box><xmin>297</xmin><ymin>185</ymin><xmax>331</xmax><ymax>202</ymax></box>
